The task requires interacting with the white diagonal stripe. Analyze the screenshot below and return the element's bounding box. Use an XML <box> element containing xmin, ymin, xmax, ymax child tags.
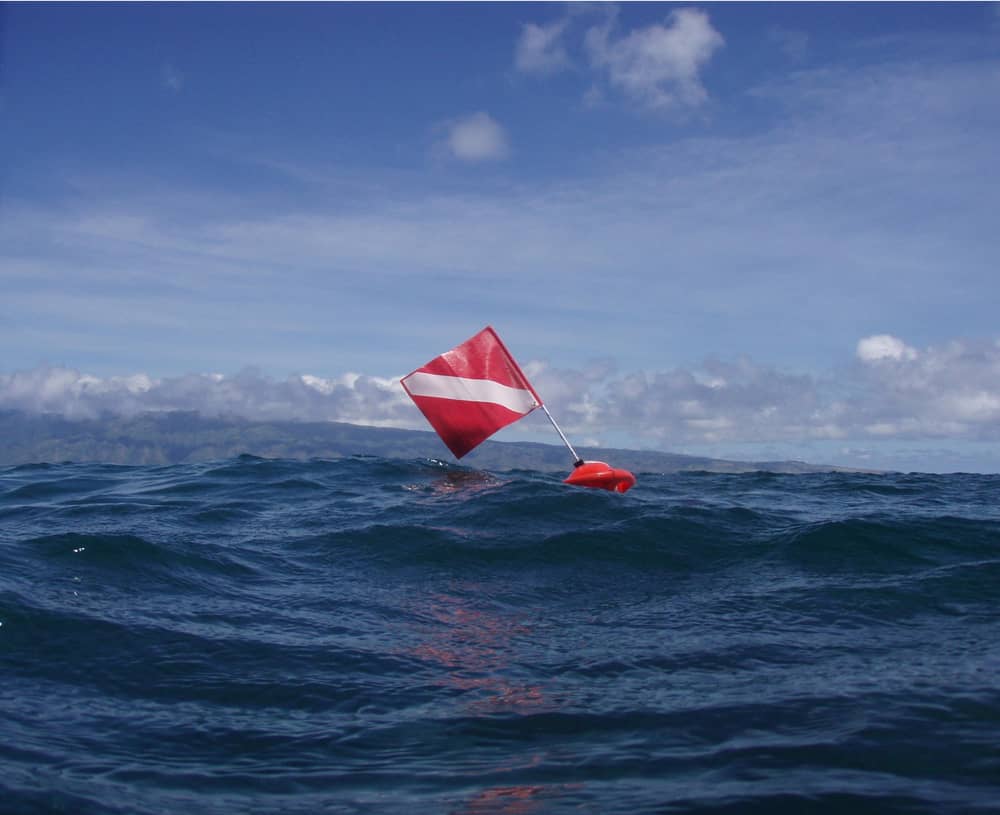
<box><xmin>403</xmin><ymin>372</ymin><xmax>538</xmax><ymax>414</ymax></box>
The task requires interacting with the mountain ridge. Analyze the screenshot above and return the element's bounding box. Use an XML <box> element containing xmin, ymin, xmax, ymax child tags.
<box><xmin>0</xmin><ymin>410</ymin><xmax>880</xmax><ymax>474</ymax></box>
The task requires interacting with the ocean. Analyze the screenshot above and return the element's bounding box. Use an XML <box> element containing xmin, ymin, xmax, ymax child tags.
<box><xmin>1</xmin><ymin>456</ymin><xmax>998</xmax><ymax>814</ymax></box>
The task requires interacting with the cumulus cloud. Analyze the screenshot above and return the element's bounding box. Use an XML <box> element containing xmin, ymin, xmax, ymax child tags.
<box><xmin>6</xmin><ymin>337</ymin><xmax>1000</xmax><ymax>450</ymax></box>
<box><xmin>849</xmin><ymin>338</ymin><xmax>1000</xmax><ymax>439</ymax></box>
<box><xmin>518</xmin><ymin>337</ymin><xmax>1000</xmax><ymax>449</ymax></box>
<box><xmin>515</xmin><ymin>20</ymin><xmax>571</xmax><ymax>74</ymax></box>
<box><xmin>584</xmin><ymin>7</ymin><xmax>724</xmax><ymax>109</ymax></box>
<box><xmin>531</xmin><ymin>356</ymin><xmax>830</xmax><ymax>445</ymax></box>
<box><xmin>611</xmin><ymin>338</ymin><xmax>1000</xmax><ymax>444</ymax></box>
<box><xmin>514</xmin><ymin>6</ymin><xmax>724</xmax><ymax>110</ymax></box>
<box><xmin>857</xmin><ymin>334</ymin><xmax>918</xmax><ymax>363</ymax></box>
<box><xmin>444</xmin><ymin>112</ymin><xmax>510</xmax><ymax>162</ymax></box>
<box><xmin>0</xmin><ymin>367</ymin><xmax>413</xmax><ymax>427</ymax></box>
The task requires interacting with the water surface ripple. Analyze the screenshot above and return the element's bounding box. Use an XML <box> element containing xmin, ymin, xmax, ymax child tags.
<box><xmin>2</xmin><ymin>457</ymin><xmax>999</xmax><ymax>813</ymax></box>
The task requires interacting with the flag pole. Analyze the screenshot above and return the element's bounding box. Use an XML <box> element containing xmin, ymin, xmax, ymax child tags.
<box><xmin>540</xmin><ymin>404</ymin><xmax>584</xmax><ymax>468</ymax></box>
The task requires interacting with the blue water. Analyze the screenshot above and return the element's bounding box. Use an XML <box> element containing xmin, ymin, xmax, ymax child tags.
<box><xmin>1</xmin><ymin>456</ymin><xmax>999</xmax><ymax>814</ymax></box>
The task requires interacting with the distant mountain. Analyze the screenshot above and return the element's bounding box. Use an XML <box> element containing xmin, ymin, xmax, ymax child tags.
<box><xmin>0</xmin><ymin>410</ymin><xmax>875</xmax><ymax>474</ymax></box>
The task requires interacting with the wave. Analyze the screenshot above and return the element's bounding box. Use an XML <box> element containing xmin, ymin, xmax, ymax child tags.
<box><xmin>4</xmin><ymin>457</ymin><xmax>998</xmax><ymax>575</ymax></box>
<box><xmin>2</xmin><ymin>458</ymin><xmax>999</xmax><ymax>814</ymax></box>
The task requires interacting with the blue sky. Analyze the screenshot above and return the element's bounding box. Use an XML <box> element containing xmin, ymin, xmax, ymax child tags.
<box><xmin>3</xmin><ymin>2</ymin><xmax>1000</xmax><ymax>472</ymax></box>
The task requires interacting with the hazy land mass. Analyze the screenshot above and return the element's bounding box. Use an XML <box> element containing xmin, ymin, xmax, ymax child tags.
<box><xmin>0</xmin><ymin>410</ymin><xmax>879</xmax><ymax>474</ymax></box>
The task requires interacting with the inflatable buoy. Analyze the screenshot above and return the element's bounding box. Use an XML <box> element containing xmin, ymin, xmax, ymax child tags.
<box><xmin>564</xmin><ymin>461</ymin><xmax>636</xmax><ymax>493</ymax></box>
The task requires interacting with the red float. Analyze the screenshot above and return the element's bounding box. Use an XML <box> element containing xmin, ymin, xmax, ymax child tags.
<box><xmin>564</xmin><ymin>461</ymin><xmax>636</xmax><ymax>493</ymax></box>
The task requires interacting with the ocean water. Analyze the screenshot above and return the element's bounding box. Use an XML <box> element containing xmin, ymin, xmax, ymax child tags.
<box><xmin>1</xmin><ymin>456</ymin><xmax>999</xmax><ymax>815</ymax></box>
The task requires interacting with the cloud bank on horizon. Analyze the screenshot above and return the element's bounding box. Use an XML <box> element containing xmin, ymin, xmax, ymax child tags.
<box><xmin>3</xmin><ymin>3</ymin><xmax>999</xmax><ymax>472</ymax></box>
<box><xmin>6</xmin><ymin>333</ymin><xmax>1000</xmax><ymax>471</ymax></box>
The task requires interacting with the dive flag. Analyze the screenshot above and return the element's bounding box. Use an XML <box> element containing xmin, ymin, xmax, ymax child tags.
<box><xmin>401</xmin><ymin>326</ymin><xmax>542</xmax><ymax>458</ymax></box>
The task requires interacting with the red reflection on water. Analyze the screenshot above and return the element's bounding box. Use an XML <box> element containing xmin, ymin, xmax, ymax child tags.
<box><xmin>408</xmin><ymin>589</ymin><xmax>545</xmax><ymax>714</ymax></box>
<box><xmin>454</xmin><ymin>784</ymin><xmax>545</xmax><ymax>815</ymax></box>
<box><xmin>453</xmin><ymin>779</ymin><xmax>585</xmax><ymax>815</ymax></box>
<box><xmin>404</xmin><ymin>588</ymin><xmax>581</xmax><ymax>814</ymax></box>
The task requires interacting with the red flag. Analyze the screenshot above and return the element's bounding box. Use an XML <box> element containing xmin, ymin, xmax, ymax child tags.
<box><xmin>401</xmin><ymin>326</ymin><xmax>542</xmax><ymax>458</ymax></box>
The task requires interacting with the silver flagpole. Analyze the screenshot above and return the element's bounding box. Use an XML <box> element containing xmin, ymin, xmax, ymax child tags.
<box><xmin>540</xmin><ymin>404</ymin><xmax>584</xmax><ymax>468</ymax></box>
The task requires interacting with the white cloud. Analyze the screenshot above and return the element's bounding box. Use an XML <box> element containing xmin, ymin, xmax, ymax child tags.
<box><xmin>444</xmin><ymin>112</ymin><xmax>510</xmax><ymax>162</ymax></box>
<box><xmin>0</xmin><ymin>367</ymin><xmax>414</xmax><ymax>427</ymax></box>
<box><xmin>515</xmin><ymin>20</ymin><xmax>571</xmax><ymax>74</ymax></box>
<box><xmin>857</xmin><ymin>334</ymin><xmax>919</xmax><ymax>363</ymax></box>
<box><xmin>7</xmin><ymin>337</ymin><xmax>1000</xmax><ymax>456</ymax></box>
<box><xmin>584</xmin><ymin>7</ymin><xmax>724</xmax><ymax>109</ymax></box>
<box><xmin>531</xmin><ymin>337</ymin><xmax>1000</xmax><ymax>450</ymax></box>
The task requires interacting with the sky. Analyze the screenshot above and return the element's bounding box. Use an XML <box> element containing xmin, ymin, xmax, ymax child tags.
<box><xmin>3</xmin><ymin>2</ymin><xmax>1000</xmax><ymax>473</ymax></box>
